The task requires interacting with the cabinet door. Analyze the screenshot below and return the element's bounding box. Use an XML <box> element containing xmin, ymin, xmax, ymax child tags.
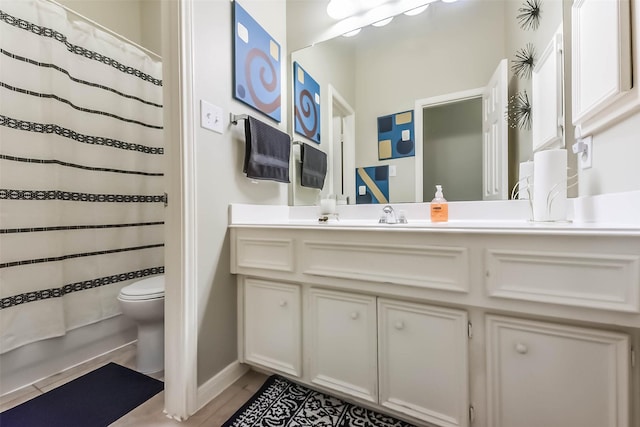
<box><xmin>309</xmin><ymin>288</ymin><xmax>377</xmax><ymax>402</ymax></box>
<box><xmin>244</xmin><ymin>279</ymin><xmax>301</xmax><ymax>376</ymax></box>
<box><xmin>378</xmin><ymin>299</ymin><xmax>469</xmax><ymax>427</ymax></box>
<box><xmin>486</xmin><ymin>315</ymin><xmax>629</xmax><ymax>427</ymax></box>
<box><xmin>572</xmin><ymin>0</ymin><xmax>632</xmax><ymax>134</ymax></box>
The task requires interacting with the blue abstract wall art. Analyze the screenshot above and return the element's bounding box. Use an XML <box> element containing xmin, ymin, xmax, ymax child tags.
<box><xmin>355</xmin><ymin>165</ymin><xmax>389</xmax><ymax>204</ymax></box>
<box><xmin>233</xmin><ymin>2</ymin><xmax>281</xmax><ymax>122</ymax></box>
<box><xmin>293</xmin><ymin>62</ymin><xmax>321</xmax><ymax>143</ymax></box>
<box><xmin>377</xmin><ymin>110</ymin><xmax>415</xmax><ymax>160</ymax></box>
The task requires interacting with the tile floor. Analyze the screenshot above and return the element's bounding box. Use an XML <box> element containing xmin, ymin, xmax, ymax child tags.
<box><xmin>0</xmin><ymin>343</ymin><xmax>268</xmax><ymax>426</ymax></box>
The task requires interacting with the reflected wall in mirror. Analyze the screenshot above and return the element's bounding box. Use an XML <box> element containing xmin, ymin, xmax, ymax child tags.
<box><xmin>288</xmin><ymin>0</ymin><xmax>572</xmax><ymax>205</ymax></box>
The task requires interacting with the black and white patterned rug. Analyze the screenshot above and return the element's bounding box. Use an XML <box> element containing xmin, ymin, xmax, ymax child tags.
<box><xmin>222</xmin><ymin>374</ymin><xmax>417</xmax><ymax>427</ymax></box>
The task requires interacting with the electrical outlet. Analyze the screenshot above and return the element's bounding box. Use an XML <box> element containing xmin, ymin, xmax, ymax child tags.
<box><xmin>200</xmin><ymin>100</ymin><xmax>223</xmax><ymax>134</ymax></box>
<box><xmin>578</xmin><ymin>136</ymin><xmax>592</xmax><ymax>170</ymax></box>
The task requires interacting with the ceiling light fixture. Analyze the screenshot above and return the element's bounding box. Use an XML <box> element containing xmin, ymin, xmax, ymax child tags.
<box><xmin>342</xmin><ymin>28</ymin><xmax>362</xmax><ymax>37</ymax></box>
<box><xmin>372</xmin><ymin>17</ymin><xmax>394</xmax><ymax>27</ymax></box>
<box><xmin>404</xmin><ymin>4</ymin><xmax>429</xmax><ymax>15</ymax></box>
<box><xmin>325</xmin><ymin>0</ymin><xmax>454</xmax><ymax>40</ymax></box>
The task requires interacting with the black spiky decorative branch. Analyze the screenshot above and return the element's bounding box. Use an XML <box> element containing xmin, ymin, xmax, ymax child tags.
<box><xmin>517</xmin><ymin>0</ymin><xmax>542</xmax><ymax>30</ymax></box>
<box><xmin>506</xmin><ymin>91</ymin><xmax>532</xmax><ymax>130</ymax></box>
<box><xmin>511</xmin><ymin>43</ymin><xmax>536</xmax><ymax>79</ymax></box>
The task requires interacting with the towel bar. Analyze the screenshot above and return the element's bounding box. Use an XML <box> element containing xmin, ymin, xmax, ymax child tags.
<box><xmin>232</xmin><ymin>113</ymin><xmax>295</xmax><ymax>143</ymax></box>
<box><xmin>230</xmin><ymin>113</ymin><xmax>248</xmax><ymax>125</ymax></box>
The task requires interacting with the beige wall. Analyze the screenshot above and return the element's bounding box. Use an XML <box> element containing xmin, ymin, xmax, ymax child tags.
<box><xmin>188</xmin><ymin>0</ymin><xmax>289</xmax><ymax>385</ymax></box>
<box><xmin>56</xmin><ymin>0</ymin><xmax>161</xmax><ymax>54</ymax></box>
<box><xmin>140</xmin><ymin>0</ymin><xmax>162</xmax><ymax>55</ymax></box>
<box><xmin>579</xmin><ymin>113</ymin><xmax>640</xmax><ymax>195</ymax></box>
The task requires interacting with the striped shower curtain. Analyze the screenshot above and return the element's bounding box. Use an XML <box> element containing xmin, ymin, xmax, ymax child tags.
<box><xmin>0</xmin><ymin>0</ymin><xmax>164</xmax><ymax>354</ymax></box>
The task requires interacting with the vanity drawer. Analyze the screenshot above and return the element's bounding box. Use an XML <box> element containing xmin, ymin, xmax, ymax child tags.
<box><xmin>485</xmin><ymin>247</ymin><xmax>640</xmax><ymax>313</ymax></box>
<box><xmin>302</xmin><ymin>240</ymin><xmax>470</xmax><ymax>293</ymax></box>
<box><xmin>233</xmin><ymin>234</ymin><xmax>295</xmax><ymax>274</ymax></box>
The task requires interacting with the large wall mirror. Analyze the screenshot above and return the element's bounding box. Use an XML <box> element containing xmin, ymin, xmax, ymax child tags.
<box><xmin>287</xmin><ymin>0</ymin><xmax>571</xmax><ymax>206</ymax></box>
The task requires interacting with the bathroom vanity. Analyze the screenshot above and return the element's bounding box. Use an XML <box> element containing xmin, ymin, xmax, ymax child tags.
<box><xmin>230</xmin><ymin>198</ymin><xmax>640</xmax><ymax>427</ymax></box>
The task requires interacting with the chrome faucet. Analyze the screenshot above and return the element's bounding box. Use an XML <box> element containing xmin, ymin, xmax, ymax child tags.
<box><xmin>379</xmin><ymin>205</ymin><xmax>407</xmax><ymax>224</ymax></box>
<box><xmin>380</xmin><ymin>205</ymin><xmax>397</xmax><ymax>224</ymax></box>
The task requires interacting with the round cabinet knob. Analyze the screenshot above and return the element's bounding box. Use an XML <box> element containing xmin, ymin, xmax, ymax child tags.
<box><xmin>350</xmin><ymin>312</ymin><xmax>359</xmax><ymax>320</ymax></box>
<box><xmin>279</xmin><ymin>300</ymin><xmax>287</xmax><ymax>307</ymax></box>
<box><xmin>515</xmin><ymin>342</ymin><xmax>528</xmax><ymax>354</ymax></box>
<box><xmin>394</xmin><ymin>321</ymin><xmax>405</xmax><ymax>330</ymax></box>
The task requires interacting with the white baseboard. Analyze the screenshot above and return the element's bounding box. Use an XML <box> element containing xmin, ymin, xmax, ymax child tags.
<box><xmin>196</xmin><ymin>361</ymin><xmax>249</xmax><ymax>411</ymax></box>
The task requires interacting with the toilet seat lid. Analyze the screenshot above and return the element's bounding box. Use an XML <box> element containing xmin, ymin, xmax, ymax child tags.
<box><xmin>119</xmin><ymin>275</ymin><xmax>165</xmax><ymax>300</ymax></box>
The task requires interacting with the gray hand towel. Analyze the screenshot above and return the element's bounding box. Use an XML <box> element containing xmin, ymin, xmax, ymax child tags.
<box><xmin>243</xmin><ymin>116</ymin><xmax>291</xmax><ymax>183</ymax></box>
<box><xmin>300</xmin><ymin>143</ymin><xmax>327</xmax><ymax>189</ymax></box>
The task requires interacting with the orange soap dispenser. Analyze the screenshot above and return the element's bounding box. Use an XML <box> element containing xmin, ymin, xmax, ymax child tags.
<box><xmin>430</xmin><ymin>185</ymin><xmax>448</xmax><ymax>222</ymax></box>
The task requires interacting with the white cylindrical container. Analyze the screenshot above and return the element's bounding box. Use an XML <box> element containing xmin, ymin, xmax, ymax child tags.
<box><xmin>533</xmin><ymin>149</ymin><xmax>567</xmax><ymax>222</ymax></box>
<box><xmin>319</xmin><ymin>197</ymin><xmax>336</xmax><ymax>214</ymax></box>
<box><xmin>518</xmin><ymin>161</ymin><xmax>534</xmax><ymax>200</ymax></box>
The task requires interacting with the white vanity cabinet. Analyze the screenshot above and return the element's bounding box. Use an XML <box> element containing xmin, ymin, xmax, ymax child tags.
<box><xmin>242</xmin><ymin>278</ymin><xmax>301</xmax><ymax>377</ymax></box>
<box><xmin>307</xmin><ymin>289</ymin><xmax>470</xmax><ymax>426</ymax></box>
<box><xmin>308</xmin><ymin>288</ymin><xmax>378</xmax><ymax>402</ymax></box>
<box><xmin>486</xmin><ymin>315</ymin><xmax>630</xmax><ymax>427</ymax></box>
<box><xmin>231</xmin><ymin>224</ymin><xmax>639</xmax><ymax>427</ymax></box>
<box><xmin>378</xmin><ymin>299</ymin><xmax>469</xmax><ymax>427</ymax></box>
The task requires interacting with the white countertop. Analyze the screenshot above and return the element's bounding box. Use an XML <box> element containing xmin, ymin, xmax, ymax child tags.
<box><xmin>229</xmin><ymin>191</ymin><xmax>640</xmax><ymax>236</ymax></box>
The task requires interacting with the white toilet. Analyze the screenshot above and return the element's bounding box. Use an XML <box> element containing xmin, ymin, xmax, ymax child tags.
<box><xmin>117</xmin><ymin>274</ymin><xmax>165</xmax><ymax>374</ymax></box>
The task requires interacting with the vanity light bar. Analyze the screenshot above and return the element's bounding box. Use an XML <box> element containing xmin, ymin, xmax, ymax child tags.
<box><xmin>327</xmin><ymin>0</ymin><xmax>456</xmax><ymax>38</ymax></box>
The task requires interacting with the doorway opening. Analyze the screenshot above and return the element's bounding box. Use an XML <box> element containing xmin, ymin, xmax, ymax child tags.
<box><xmin>414</xmin><ymin>59</ymin><xmax>508</xmax><ymax>202</ymax></box>
<box><xmin>422</xmin><ymin>97</ymin><xmax>483</xmax><ymax>201</ymax></box>
<box><xmin>328</xmin><ymin>85</ymin><xmax>356</xmax><ymax>204</ymax></box>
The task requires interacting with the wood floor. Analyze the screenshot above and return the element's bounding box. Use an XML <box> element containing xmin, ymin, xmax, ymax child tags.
<box><xmin>0</xmin><ymin>343</ymin><xmax>268</xmax><ymax>426</ymax></box>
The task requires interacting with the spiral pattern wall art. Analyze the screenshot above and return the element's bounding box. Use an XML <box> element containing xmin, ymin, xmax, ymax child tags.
<box><xmin>293</xmin><ymin>62</ymin><xmax>320</xmax><ymax>143</ymax></box>
<box><xmin>233</xmin><ymin>2</ymin><xmax>281</xmax><ymax>122</ymax></box>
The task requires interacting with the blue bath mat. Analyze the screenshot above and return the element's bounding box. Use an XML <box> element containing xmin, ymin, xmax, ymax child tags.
<box><xmin>0</xmin><ymin>362</ymin><xmax>163</xmax><ymax>427</ymax></box>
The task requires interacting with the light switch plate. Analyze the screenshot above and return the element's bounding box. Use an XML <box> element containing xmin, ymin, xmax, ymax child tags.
<box><xmin>389</xmin><ymin>165</ymin><xmax>397</xmax><ymax>176</ymax></box>
<box><xmin>359</xmin><ymin>185</ymin><xmax>366</xmax><ymax>196</ymax></box>
<box><xmin>200</xmin><ymin>100</ymin><xmax>223</xmax><ymax>134</ymax></box>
